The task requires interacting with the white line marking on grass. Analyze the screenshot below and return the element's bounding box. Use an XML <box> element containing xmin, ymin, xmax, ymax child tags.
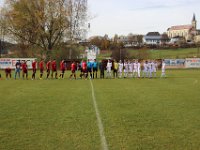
<box><xmin>89</xmin><ymin>79</ymin><xmax>109</xmax><ymax>150</ymax></box>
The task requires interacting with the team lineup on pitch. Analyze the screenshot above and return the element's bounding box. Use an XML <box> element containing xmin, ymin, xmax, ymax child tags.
<box><xmin>2</xmin><ymin>59</ymin><xmax>166</xmax><ymax>80</ymax></box>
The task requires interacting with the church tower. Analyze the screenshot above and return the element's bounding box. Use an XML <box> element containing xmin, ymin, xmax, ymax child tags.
<box><xmin>192</xmin><ymin>13</ymin><xmax>197</xmax><ymax>29</ymax></box>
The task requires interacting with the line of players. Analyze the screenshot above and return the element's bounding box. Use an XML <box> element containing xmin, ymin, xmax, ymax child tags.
<box><xmin>2</xmin><ymin>58</ymin><xmax>166</xmax><ymax>80</ymax></box>
<box><xmin>105</xmin><ymin>59</ymin><xmax>166</xmax><ymax>79</ymax></box>
<box><xmin>71</xmin><ymin>59</ymin><xmax>166</xmax><ymax>79</ymax></box>
<box><xmin>4</xmin><ymin>59</ymin><xmax>60</xmax><ymax>80</ymax></box>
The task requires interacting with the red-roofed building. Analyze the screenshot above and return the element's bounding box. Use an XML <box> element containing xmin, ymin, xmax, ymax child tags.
<box><xmin>170</xmin><ymin>25</ymin><xmax>192</xmax><ymax>30</ymax></box>
<box><xmin>167</xmin><ymin>14</ymin><xmax>198</xmax><ymax>41</ymax></box>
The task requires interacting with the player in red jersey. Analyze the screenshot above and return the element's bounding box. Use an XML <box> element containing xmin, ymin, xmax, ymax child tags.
<box><xmin>32</xmin><ymin>60</ymin><xmax>37</xmax><ymax>80</ymax></box>
<box><xmin>82</xmin><ymin>60</ymin><xmax>87</xmax><ymax>79</ymax></box>
<box><xmin>70</xmin><ymin>61</ymin><xmax>76</xmax><ymax>79</ymax></box>
<box><xmin>46</xmin><ymin>60</ymin><xmax>51</xmax><ymax>79</ymax></box>
<box><xmin>51</xmin><ymin>59</ymin><xmax>57</xmax><ymax>79</ymax></box>
<box><xmin>22</xmin><ymin>61</ymin><xmax>28</xmax><ymax>79</ymax></box>
<box><xmin>59</xmin><ymin>59</ymin><xmax>65</xmax><ymax>79</ymax></box>
<box><xmin>5</xmin><ymin>67</ymin><xmax>12</xmax><ymax>79</ymax></box>
<box><xmin>39</xmin><ymin>59</ymin><xmax>44</xmax><ymax>79</ymax></box>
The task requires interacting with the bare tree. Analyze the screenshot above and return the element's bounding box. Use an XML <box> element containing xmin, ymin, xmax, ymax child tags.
<box><xmin>67</xmin><ymin>0</ymin><xmax>88</xmax><ymax>41</ymax></box>
<box><xmin>0</xmin><ymin>0</ymin><xmax>88</xmax><ymax>59</ymax></box>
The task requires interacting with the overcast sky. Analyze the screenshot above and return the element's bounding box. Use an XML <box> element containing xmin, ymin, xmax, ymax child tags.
<box><xmin>1</xmin><ymin>0</ymin><xmax>199</xmax><ymax>37</ymax></box>
<box><xmin>88</xmin><ymin>0</ymin><xmax>200</xmax><ymax>37</ymax></box>
<box><xmin>0</xmin><ymin>0</ymin><xmax>3</xmax><ymax>6</ymax></box>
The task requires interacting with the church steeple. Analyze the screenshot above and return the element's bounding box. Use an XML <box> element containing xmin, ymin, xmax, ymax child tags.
<box><xmin>192</xmin><ymin>13</ymin><xmax>196</xmax><ymax>21</ymax></box>
<box><xmin>192</xmin><ymin>13</ymin><xmax>197</xmax><ymax>29</ymax></box>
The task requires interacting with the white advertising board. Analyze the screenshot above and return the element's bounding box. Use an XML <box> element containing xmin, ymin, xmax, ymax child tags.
<box><xmin>185</xmin><ymin>58</ymin><xmax>200</xmax><ymax>68</ymax></box>
<box><xmin>0</xmin><ymin>58</ymin><xmax>37</xmax><ymax>69</ymax></box>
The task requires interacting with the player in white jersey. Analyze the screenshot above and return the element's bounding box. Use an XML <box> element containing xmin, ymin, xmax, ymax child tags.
<box><xmin>128</xmin><ymin>60</ymin><xmax>133</xmax><ymax>78</ymax></box>
<box><xmin>106</xmin><ymin>59</ymin><xmax>112</xmax><ymax>78</ymax></box>
<box><xmin>137</xmin><ymin>61</ymin><xmax>141</xmax><ymax>78</ymax></box>
<box><xmin>147</xmin><ymin>60</ymin><xmax>152</xmax><ymax>78</ymax></box>
<box><xmin>118</xmin><ymin>60</ymin><xmax>123</xmax><ymax>78</ymax></box>
<box><xmin>142</xmin><ymin>60</ymin><xmax>148</xmax><ymax>78</ymax></box>
<box><xmin>161</xmin><ymin>60</ymin><xmax>166</xmax><ymax>78</ymax></box>
<box><xmin>133</xmin><ymin>60</ymin><xmax>138</xmax><ymax>78</ymax></box>
<box><xmin>123</xmin><ymin>60</ymin><xmax>129</xmax><ymax>78</ymax></box>
<box><xmin>152</xmin><ymin>60</ymin><xmax>158</xmax><ymax>77</ymax></box>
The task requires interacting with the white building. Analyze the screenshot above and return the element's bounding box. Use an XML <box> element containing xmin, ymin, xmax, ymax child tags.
<box><xmin>167</xmin><ymin>14</ymin><xmax>198</xmax><ymax>41</ymax></box>
<box><xmin>143</xmin><ymin>32</ymin><xmax>169</xmax><ymax>45</ymax></box>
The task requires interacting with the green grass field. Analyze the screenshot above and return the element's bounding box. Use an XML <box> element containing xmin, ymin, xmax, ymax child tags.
<box><xmin>0</xmin><ymin>70</ymin><xmax>200</xmax><ymax>150</ymax></box>
<box><xmin>128</xmin><ymin>48</ymin><xmax>200</xmax><ymax>59</ymax></box>
<box><xmin>98</xmin><ymin>48</ymin><xmax>200</xmax><ymax>59</ymax></box>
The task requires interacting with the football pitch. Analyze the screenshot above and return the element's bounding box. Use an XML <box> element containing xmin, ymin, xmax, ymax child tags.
<box><xmin>0</xmin><ymin>70</ymin><xmax>200</xmax><ymax>150</ymax></box>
